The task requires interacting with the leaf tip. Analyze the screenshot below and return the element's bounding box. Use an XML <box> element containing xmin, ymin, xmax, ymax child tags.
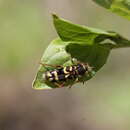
<box><xmin>52</xmin><ymin>13</ymin><xmax>59</xmax><ymax>19</ymax></box>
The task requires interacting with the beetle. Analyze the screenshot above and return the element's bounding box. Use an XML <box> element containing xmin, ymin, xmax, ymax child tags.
<box><xmin>41</xmin><ymin>62</ymin><xmax>93</xmax><ymax>88</ymax></box>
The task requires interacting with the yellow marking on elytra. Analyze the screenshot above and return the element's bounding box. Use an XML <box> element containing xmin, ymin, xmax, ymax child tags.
<box><xmin>82</xmin><ymin>64</ymin><xmax>86</xmax><ymax>70</ymax></box>
<box><xmin>63</xmin><ymin>67</ymin><xmax>69</xmax><ymax>74</ymax></box>
<box><xmin>65</xmin><ymin>74</ymin><xmax>70</xmax><ymax>78</ymax></box>
<box><xmin>74</xmin><ymin>66</ymin><xmax>78</xmax><ymax>74</ymax></box>
<box><xmin>46</xmin><ymin>72</ymin><xmax>52</xmax><ymax>77</ymax></box>
<box><xmin>69</xmin><ymin>66</ymin><xmax>73</xmax><ymax>71</ymax></box>
<box><xmin>53</xmin><ymin>71</ymin><xmax>59</xmax><ymax>81</ymax></box>
<box><xmin>49</xmin><ymin>77</ymin><xmax>53</xmax><ymax>81</ymax></box>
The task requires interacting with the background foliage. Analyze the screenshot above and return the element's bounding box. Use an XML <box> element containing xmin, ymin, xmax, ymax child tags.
<box><xmin>1</xmin><ymin>0</ymin><xmax>130</xmax><ymax>130</ymax></box>
<box><xmin>93</xmin><ymin>0</ymin><xmax>130</xmax><ymax>20</ymax></box>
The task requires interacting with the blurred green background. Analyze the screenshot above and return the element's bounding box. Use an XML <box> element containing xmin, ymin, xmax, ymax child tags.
<box><xmin>1</xmin><ymin>0</ymin><xmax>130</xmax><ymax>129</ymax></box>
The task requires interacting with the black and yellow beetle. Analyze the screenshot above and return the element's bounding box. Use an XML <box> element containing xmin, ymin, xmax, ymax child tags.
<box><xmin>41</xmin><ymin>61</ymin><xmax>93</xmax><ymax>88</ymax></box>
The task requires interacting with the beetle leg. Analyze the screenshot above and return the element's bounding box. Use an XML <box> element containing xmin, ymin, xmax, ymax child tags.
<box><xmin>68</xmin><ymin>84</ymin><xmax>73</xmax><ymax>89</ymax></box>
<box><xmin>54</xmin><ymin>83</ymin><xmax>65</xmax><ymax>88</ymax></box>
<box><xmin>68</xmin><ymin>78</ymin><xmax>79</xmax><ymax>89</ymax></box>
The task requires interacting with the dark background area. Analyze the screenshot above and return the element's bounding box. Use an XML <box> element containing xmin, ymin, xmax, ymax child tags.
<box><xmin>1</xmin><ymin>0</ymin><xmax>130</xmax><ymax>129</ymax></box>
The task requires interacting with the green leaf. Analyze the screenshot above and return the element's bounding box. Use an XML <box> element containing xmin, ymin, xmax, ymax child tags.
<box><xmin>53</xmin><ymin>14</ymin><xmax>116</xmax><ymax>44</ymax></box>
<box><xmin>93</xmin><ymin>0</ymin><xmax>130</xmax><ymax>20</ymax></box>
<box><xmin>52</xmin><ymin>14</ymin><xmax>130</xmax><ymax>75</ymax></box>
<box><xmin>93</xmin><ymin>0</ymin><xmax>113</xmax><ymax>8</ymax></box>
<box><xmin>33</xmin><ymin>14</ymin><xmax>130</xmax><ymax>90</ymax></box>
<box><xmin>53</xmin><ymin>14</ymin><xmax>130</xmax><ymax>48</ymax></box>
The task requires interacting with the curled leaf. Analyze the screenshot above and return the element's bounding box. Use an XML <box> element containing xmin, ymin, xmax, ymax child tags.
<box><xmin>33</xmin><ymin>14</ymin><xmax>130</xmax><ymax>90</ymax></box>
